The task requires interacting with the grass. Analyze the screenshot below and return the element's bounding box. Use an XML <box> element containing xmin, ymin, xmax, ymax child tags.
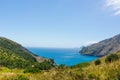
<box><xmin>1</xmin><ymin>52</ymin><xmax>120</xmax><ymax>80</ymax></box>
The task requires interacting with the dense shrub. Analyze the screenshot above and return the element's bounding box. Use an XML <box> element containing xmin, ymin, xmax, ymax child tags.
<box><xmin>34</xmin><ymin>59</ymin><xmax>55</xmax><ymax>70</ymax></box>
<box><xmin>73</xmin><ymin>62</ymin><xmax>90</xmax><ymax>68</ymax></box>
<box><xmin>105</xmin><ymin>54</ymin><xmax>119</xmax><ymax>63</ymax></box>
<box><xmin>58</xmin><ymin>64</ymin><xmax>67</xmax><ymax>69</ymax></box>
<box><xmin>73</xmin><ymin>74</ymin><xmax>84</xmax><ymax>80</ymax></box>
<box><xmin>24</xmin><ymin>68</ymin><xmax>41</xmax><ymax>73</ymax></box>
<box><xmin>88</xmin><ymin>73</ymin><xmax>99</xmax><ymax>80</ymax></box>
<box><xmin>94</xmin><ymin>59</ymin><xmax>101</xmax><ymax>65</ymax></box>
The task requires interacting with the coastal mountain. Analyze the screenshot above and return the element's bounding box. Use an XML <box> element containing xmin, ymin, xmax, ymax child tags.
<box><xmin>1</xmin><ymin>37</ymin><xmax>120</xmax><ymax>80</ymax></box>
<box><xmin>0</xmin><ymin>37</ymin><xmax>49</xmax><ymax>68</ymax></box>
<box><xmin>80</xmin><ymin>34</ymin><xmax>120</xmax><ymax>56</ymax></box>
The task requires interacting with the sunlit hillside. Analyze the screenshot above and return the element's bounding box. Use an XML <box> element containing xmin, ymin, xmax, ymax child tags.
<box><xmin>0</xmin><ymin>51</ymin><xmax>120</xmax><ymax>80</ymax></box>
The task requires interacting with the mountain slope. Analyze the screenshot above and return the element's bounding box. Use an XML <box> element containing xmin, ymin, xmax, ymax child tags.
<box><xmin>80</xmin><ymin>34</ymin><xmax>120</xmax><ymax>56</ymax></box>
<box><xmin>0</xmin><ymin>37</ymin><xmax>37</xmax><ymax>61</ymax></box>
<box><xmin>0</xmin><ymin>37</ymin><xmax>47</xmax><ymax>68</ymax></box>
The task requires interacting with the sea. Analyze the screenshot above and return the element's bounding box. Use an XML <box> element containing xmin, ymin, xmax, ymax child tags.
<box><xmin>27</xmin><ymin>48</ymin><xmax>98</xmax><ymax>66</ymax></box>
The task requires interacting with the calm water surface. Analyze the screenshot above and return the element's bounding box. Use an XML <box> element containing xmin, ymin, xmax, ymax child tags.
<box><xmin>28</xmin><ymin>48</ymin><xmax>98</xmax><ymax>66</ymax></box>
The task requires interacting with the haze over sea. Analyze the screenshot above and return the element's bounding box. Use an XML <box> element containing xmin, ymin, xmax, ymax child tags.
<box><xmin>28</xmin><ymin>48</ymin><xmax>98</xmax><ymax>66</ymax></box>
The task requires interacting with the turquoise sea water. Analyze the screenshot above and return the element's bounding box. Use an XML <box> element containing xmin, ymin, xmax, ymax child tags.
<box><xmin>28</xmin><ymin>48</ymin><xmax>98</xmax><ymax>66</ymax></box>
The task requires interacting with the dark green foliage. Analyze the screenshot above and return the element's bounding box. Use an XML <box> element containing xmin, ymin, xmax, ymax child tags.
<box><xmin>49</xmin><ymin>58</ymin><xmax>55</xmax><ymax>65</ymax></box>
<box><xmin>0</xmin><ymin>46</ymin><xmax>38</xmax><ymax>69</ymax></box>
<box><xmin>58</xmin><ymin>64</ymin><xmax>67</xmax><ymax>69</ymax></box>
<box><xmin>105</xmin><ymin>54</ymin><xmax>119</xmax><ymax>63</ymax></box>
<box><xmin>0</xmin><ymin>37</ymin><xmax>36</xmax><ymax>62</ymax></box>
<box><xmin>95</xmin><ymin>59</ymin><xmax>101</xmax><ymax>65</ymax></box>
<box><xmin>34</xmin><ymin>59</ymin><xmax>55</xmax><ymax>70</ymax></box>
<box><xmin>0</xmin><ymin>37</ymin><xmax>37</xmax><ymax>69</ymax></box>
<box><xmin>0</xmin><ymin>37</ymin><xmax>55</xmax><ymax>70</ymax></box>
<box><xmin>74</xmin><ymin>74</ymin><xmax>84</xmax><ymax>80</ymax></box>
<box><xmin>24</xmin><ymin>68</ymin><xmax>41</xmax><ymax>73</ymax></box>
<box><xmin>72</xmin><ymin>62</ymin><xmax>90</xmax><ymax>68</ymax></box>
<box><xmin>88</xmin><ymin>74</ymin><xmax>100</xmax><ymax>80</ymax></box>
<box><xmin>24</xmin><ymin>59</ymin><xmax>55</xmax><ymax>73</ymax></box>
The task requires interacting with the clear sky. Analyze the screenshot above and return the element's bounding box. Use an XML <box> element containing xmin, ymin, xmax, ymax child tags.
<box><xmin>0</xmin><ymin>0</ymin><xmax>120</xmax><ymax>48</ymax></box>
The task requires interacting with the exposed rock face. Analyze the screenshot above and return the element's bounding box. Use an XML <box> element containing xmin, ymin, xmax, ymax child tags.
<box><xmin>80</xmin><ymin>34</ymin><xmax>120</xmax><ymax>57</ymax></box>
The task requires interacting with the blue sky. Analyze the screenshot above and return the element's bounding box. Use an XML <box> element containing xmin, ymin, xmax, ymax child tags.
<box><xmin>0</xmin><ymin>0</ymin><xmax>120</xmax><ymax>48</ymax></box>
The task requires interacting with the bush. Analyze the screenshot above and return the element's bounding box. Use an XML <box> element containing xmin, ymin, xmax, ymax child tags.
<box><xmin>73</xmin><ymin>62</ymin><xmax>90</xmax><ymax>68</ymax></box>
<box><xmin>24</xmin><ymin>68</ymin><xmax>41</xmax><ymax>73</ymax></box>
<box><xmin>34</xmin><ymin>60</ymin><xmax>55</xmax><ymax>70</ymax></box>
<box><xmin>12</xmin><ymin>75</ymin><xmax>29</xmax><ymax>80</ymax></box>
<box><xmin>88</xmin><ymin>73</ymin><xmax>99</xmax><ymax>80</ymax></box>
<box><xmin>95</xmin><ymin>59</ymin><xmax>101</xmax><ymax>65</ymax></box>
<box><xmin>105</xmin><ymin>54</ymin><xmax>119</xmax><ymax>63</ymax></box>
<box><xmin>58</xmin><ymin>64</ymin><xmax>67</xmax><ymax>69</ymax></box>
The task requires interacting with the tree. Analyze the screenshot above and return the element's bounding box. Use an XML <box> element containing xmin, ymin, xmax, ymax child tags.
<box><xmin>105</xmin><ymin>54</ymin><xmax>119</xmax><ymax>63</ymax></box>
<box><xmin>94</xmin><ymin>59</ymin><xmax>101</xmax><ymax>65</ymax></box>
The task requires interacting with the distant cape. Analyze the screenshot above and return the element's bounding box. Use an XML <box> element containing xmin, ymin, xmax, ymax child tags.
<box><xmin>80</xmin><ymin>34</ymin><xmax>120</xmax><ymax>57</ymax></box>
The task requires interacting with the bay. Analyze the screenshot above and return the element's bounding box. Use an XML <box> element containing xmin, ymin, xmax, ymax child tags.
<box><xmin>27</xmin><ymin>48</ymin><xmax>98</xmax><ymax>66</ymax></box>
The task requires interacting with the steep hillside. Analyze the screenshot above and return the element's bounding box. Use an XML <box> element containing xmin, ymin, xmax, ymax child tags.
<box><xmin>0</xmin><ymin>37</ymin><xmax>50</xmax><ymax>68</ymax></box>
<box><xmin>80</xmin><ymin>34</ymin><xmax>120</xmax><ymax>56</ymax></box>
<box><xmin>0</xmin><ymin>37</ymin><xmax>37</xmax><ymax>61</ymax></box>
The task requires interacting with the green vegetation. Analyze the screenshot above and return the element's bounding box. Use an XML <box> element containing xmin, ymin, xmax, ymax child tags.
<box><xmin>0</xmin><ymin>37</ymin><xmax>55</xmax><ymax>70</ymax></box>
<box><xmin>58</xmin><ymin>64</ymin><xmax>67</xmax><ymax>69</ymax></box>
<box><xmin>2</xmin><ymin>37</ymin><xmax>120</xmax><ymax>80</ymax></box>
<box><xmin>0</xmin><ymin>37</ymin><xmax>56</xmax><ymax>80</ymax></box>
<box><xmin>0</xmin><ymin>37</ymin><xmax>36</xmax><ymax>62</ymax></box>
<box><xmin>105</xmin><ymin>53</ymin><xmax>119</xmax><ymax>63</ymax></box>
<box><xmin>12</xmin><ymin>75</ymin><xmax>29</xmax><ymax>80</ymax></box>
<box><xmin>72</xmin><ymin>62</ymin><xmax>90</xmax><ymax>68</ymax></box>
<box><xmin>24</xmin><ymin>68</ymin><xmax>41</xmax><ymax>73</ymax></box>
<box><xmin>1</xmin><ymin>52</ymin><xmax>120</xmax><ymax>80</ymax></box>
<box><xmin>0</xmin><ymin>47</ymin><xmax>29</xmax><ymax>69</ymax></box>
<box><xmin>24</xmin><ymin>51</ymin><xmax>120</xmax><ymax>80</ymax></box>
<box><xmin>34</xmin><ymin>59</ymin><xmax>55</xmax><ymax>70</ymax></box>
<box><xmin>94</xmin><ymin>59</ymin><xmax>101</xmax><ymax>65</ymax></box>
